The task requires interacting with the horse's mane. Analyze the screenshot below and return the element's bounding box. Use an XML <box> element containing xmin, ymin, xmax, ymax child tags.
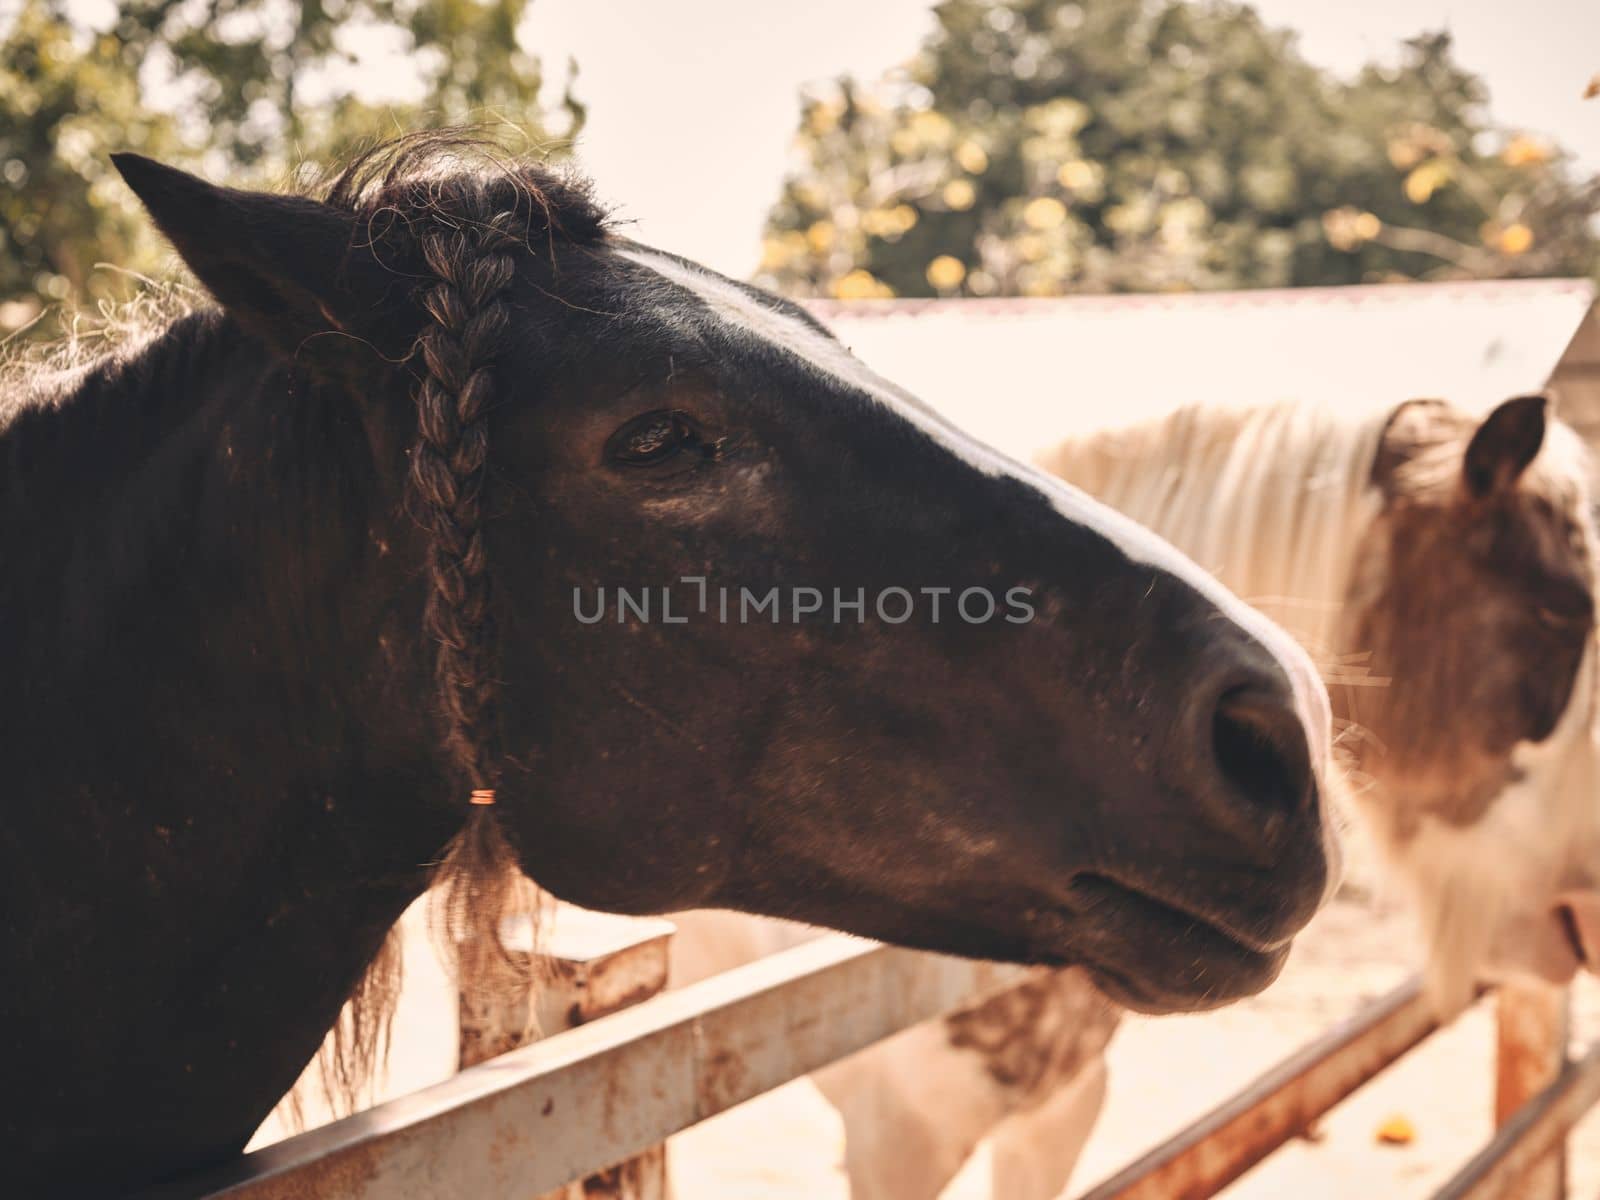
<box><xmin>10</xmin><ymin>131</ymin><xmax>613</xmax><ymax>1126</ymax></box>
<box><xmin>293</xmin><ymin>132</ymin><xmax>613</xmax><ymax>1122</ymax></box>
<box><xmin>1037</xmin><ymin>398</ymin><xmax>1393</xmax><ymax>668</ymax></box>
<box><xmin>1</xmin><ymin>282</ymin><xmax>200</xmax><ymax>415</ymax></box>
<box><xmin>1038</xmin><ymin>393</ymin><xmax>1597</xmax><ymax>725</ymax></box>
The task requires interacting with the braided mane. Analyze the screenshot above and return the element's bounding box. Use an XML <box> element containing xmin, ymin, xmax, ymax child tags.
<box><xmin>411</xmin><ymin>216</ymin><xmax>517</xmax><ymax>798</ymax></box>
<box><xmin>288</xmin><ymin>133</ymin><xmax>611</xmax><ymax>1119</ymax></box>
<box><xmin>407</xmin><ymin>209</ymin><xmax>534</xmax><ymax>1006</ymax></box>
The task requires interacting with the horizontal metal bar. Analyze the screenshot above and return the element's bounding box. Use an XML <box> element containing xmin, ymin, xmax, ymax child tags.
<box><xmin>1432</xmin><ymin>1039</ymin><xmax>1600</xmax><ymax>1200</ymax></box>
<box><xmin>140</xmin><ymin>935</ymin><xmax>1032</xmax><ymax>1200</ymax></box>
<box><xmin>1074</xmin><ymin>977</ymin><xmax>1436</xmax><ymax>1200</ymax></box>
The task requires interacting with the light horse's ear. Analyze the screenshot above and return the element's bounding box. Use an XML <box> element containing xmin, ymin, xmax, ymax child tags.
<box><xmin>111</xmin><ymin>153</ymin><xmax>364</xmax><ymax>357</ymax></box>
<box><xmin>1464</xmin><ymin>394</ymin><xmax>1548</xmax><ymax>499</ymax></box>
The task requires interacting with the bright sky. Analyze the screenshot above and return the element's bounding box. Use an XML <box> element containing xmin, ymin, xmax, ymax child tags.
<box><xmin>515</xmin><ymin>0</ymin><xmax>1600</xmax><ymax>277</ymax></box>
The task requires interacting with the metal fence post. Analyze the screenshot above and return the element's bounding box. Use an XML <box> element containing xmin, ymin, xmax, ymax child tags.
<box><xmin>1493</xmin><ymin>982</ymin><xmax>1571</xmax><ymax>1200</ymax></box>
<box><xmin>459</xmin><ymin>907</ymin><xmax>676</xmax><ymax>1200</ymax></box>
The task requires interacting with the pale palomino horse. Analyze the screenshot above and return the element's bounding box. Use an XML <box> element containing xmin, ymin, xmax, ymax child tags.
<box><xmin>667</xmin><ymin>391</ymin><xmax>1600</xmax><ymax>1200</ymax></box>
<box><xmin>1044</xmin><ymin>394</ymin><xmax>1600</xmax><ymax>1006</ymax></box>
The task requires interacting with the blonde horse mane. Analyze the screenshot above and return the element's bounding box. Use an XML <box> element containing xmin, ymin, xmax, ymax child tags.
<box><xmin>1035</xmin><ymin>398</ymin><xmax>1392</xmax><ymax>668</ymax></box>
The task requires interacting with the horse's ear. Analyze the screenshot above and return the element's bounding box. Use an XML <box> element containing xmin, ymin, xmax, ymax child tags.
<box><xmin>1463</xmin><ymin>394</ymin><xmax>1547</xmax><ymax>499</ymax></box>
<box><xmin>111</xmin><ymin>153</ymin><xmax>362</xmax><ymax>357</ymax></box>
<box><xmin>1372</xmin><ymin>398</ymin><xmax>1450</xmax><ymax>499</ymax></box>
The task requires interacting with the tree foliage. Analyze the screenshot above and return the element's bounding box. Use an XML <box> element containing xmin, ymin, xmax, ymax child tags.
<box><xmin>758</xmin><ymin>0</ymin><xmax>1600</xmax><ymax>299</ymax></box>
<box><xmin>0</xmin><ymin>0</ymin><xmax>581</xmax><ymax>333</ymax></box>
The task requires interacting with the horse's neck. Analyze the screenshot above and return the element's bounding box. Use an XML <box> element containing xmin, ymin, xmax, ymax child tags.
<box><xmin>1375</xmin><ymin>639</ymin><xmax>1600</xmax><ymax>1010</ymax></box>
<box><xmin>0</xmin><ymin>316</ymin><xmax>455</xmax><ymax>1185</ymax></box>
<box><xmin>5</xmin><ymin>313</ymin><xmax>417</xmax><ymax>724</ymax></box>
<box><xmin>1039</xmin><ymin>401</ymin><xmax>1388</xmax><ymax>664</ymax></box>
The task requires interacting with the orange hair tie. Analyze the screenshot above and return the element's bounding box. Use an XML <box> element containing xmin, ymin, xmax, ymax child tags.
<box><xmin>469</xmin><ymin>788</ymin><xmax>497</xmax><ymax>806</ymax></box>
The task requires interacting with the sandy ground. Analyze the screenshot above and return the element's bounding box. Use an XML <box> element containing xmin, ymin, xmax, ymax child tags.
<box><xmin>252</xmin><ymin>850</ymin><xmax>1600</xmax><ymax>1199</ymax></box>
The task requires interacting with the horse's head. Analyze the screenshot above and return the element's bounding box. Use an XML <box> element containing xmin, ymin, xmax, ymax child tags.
<box><xmin>113</xmin><ymin>140</ymin><xmax>1336</xmax><ymax>1013</ymax></box>
<box><xmin>1349</xmin><ymin>393</ymin><xmax>1600</xmax><ymax>1004</ymax></box>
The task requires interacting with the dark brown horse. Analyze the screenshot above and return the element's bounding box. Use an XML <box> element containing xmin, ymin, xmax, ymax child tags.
<box><xmin>0</xmin><ymin>135</ymin><xmax>1335</xmax><ymax>1196</ymax></box>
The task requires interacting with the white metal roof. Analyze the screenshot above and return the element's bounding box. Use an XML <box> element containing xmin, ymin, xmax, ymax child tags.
<box><xmin>809</xmin><ymin>278</ymin><xmax>1597</xmax><ymax>460</ymax></box>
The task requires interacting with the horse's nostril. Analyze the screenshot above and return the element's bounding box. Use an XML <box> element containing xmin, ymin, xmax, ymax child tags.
<box><xmin>1211</xmin><ymin>686</ymin><xmax>1313</xmax><ymax>818</ymax></box>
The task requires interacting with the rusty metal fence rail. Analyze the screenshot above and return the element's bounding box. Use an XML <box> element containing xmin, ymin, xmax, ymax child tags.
<box><xmin>143</xmin><ymin>931</ymin><xmax>1030</xmax><ymax>1200</ymax></box>
<box><xmin>1073</xmin><ymin>978</ymin><xmax>1440</xmax><ymax>1200</ymax></box>
<box><xmin>1072</xmin><ymin>983</ymin><xmax>1594</xmax><ymax>1200</ymax></box>
<box><xmin>144</xmin><ymin>915</ymin><xmax>1597</xmax><ymax>1200</ymax></box>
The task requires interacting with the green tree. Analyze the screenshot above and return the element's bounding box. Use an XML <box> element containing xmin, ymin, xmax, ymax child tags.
<box><xmin>0</xmin><ymin>4</ymin><xmax>183</xmax><ymax>331</ymax></box>
<box><xmin>0</xmin><ymin>0</ymin><xmax>581</xmax><ymax>333</ymax></box>
<box><xmin>758</xmin><ymin>1</ymin><xmax>1600</xmax><ymax>299</ymax></box>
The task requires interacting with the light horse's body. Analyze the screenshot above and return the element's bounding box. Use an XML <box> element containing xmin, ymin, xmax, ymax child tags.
<box><xmin>669</xmin><ymin>392</ymin><xmax>1600</xmax><ymax>1200</ymax></box>
<box><xmin>0</xmin><ymin>137</ymin><xmax>1337</xmax><ymax>1197</ymax></box>
<box><xmin>1044</xmin><ymin>395</ymin><xmax>1600</xmax><ymax>1001</ymax></box>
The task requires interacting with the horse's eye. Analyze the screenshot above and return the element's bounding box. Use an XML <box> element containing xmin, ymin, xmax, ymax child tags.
<box><xmin>1535</xmin><ymin>586</ymin><xmax>1595</xmax><ymax>631</ymax></box>
<box><xmin>607</xmin><ymin>410</ymin><xmax>700</xmax><ymax>468</ymax></box>
<box><xmin>1537</xmin><ymin>605</ymin><xmax>1589</xmax><ymax>631</ymax></box>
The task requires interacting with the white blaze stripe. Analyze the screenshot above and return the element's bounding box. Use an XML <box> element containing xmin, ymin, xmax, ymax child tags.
<box><xmin>617</xmin><ymin>246</ymin><xmax>1332</xmax><ymax>770</ymax></box>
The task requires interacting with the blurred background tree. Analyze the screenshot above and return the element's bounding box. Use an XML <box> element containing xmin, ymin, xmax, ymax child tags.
<box><xmin>0</xmin><ymin>0</ymin><xmax>581</xmax><ymax>334</ymax></box>
<box><xmin>758</xmin><ymin>0</ymin><xmax>1600</xmax><ymax>299</ymax></box>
